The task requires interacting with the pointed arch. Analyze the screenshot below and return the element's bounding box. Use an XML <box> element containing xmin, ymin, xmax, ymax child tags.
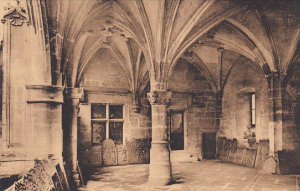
<box><xmin>76</xmin><ymin>42</ymin><xmax>132</xmax><ymax>90</ymax></box>
<box><xmin>282</xmin><ymin>29</ymin><xmax>300</xmax><ymax>75</ymax></box>
<box><xmin>169</xmin><ymin>51</ymin><xmax>218</xmax><ymax>93</ymax></box>
<box><xmin>166</xmin><ymin>3</ymin><xmax>246</xmax><ymax>81</ymax></box>
<box><xmin>225</xmin><ymin>19</ymin><xmax>275</xmax><ymax>71</ymax></box>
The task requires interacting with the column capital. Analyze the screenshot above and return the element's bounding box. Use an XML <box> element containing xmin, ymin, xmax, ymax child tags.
<box><xmin>147</xmin><ymin>90</ymin><xmax>172</xmax><ymax>105</ymax></box>
<box><xmin>270</xmin><ymin>71</ymin><xmax>280</xmax><ymax>78</ymax></box>
<box><xmin>63</xmin><ymin>88</ymin><xmax>83</xmax><ymax>109</ymax></box>
<box><xmin>217</xmin><ymin>47</ymin><xmax>224</xmax><ymax>53</ymax></box>
<box><xmin>63</xmin><ymin>87</ymin><xmax>83</xmax><ymax>100</ymax></box>
<box><xmin>150</xmin><ymin>81</ymin><xmax>168</xmax><ymax>91</ymax></box>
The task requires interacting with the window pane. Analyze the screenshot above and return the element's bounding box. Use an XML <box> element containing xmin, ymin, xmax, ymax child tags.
<box><xmin>252</xmin><ymin>110</ymin><xmax>256</xmax><ymax>125</ymax></box>
<box><xmin>251</xmin><ymin>94</ymin><xmax>255</xmax><ymax>109</ymax></box>
<box><xmin>109</xmin><ymin>122</ymin><xmax>123</xmax><ymax>145</ymax></box>
<box><xmin>92</xmin><ymin>104</ymin><xmax>106</xmax><ymax>119</ymax></box>
<box><xmin>92</xmin><ymin>122</ymin><xmax>106</xmax><ymax>144</ymax></box>
<box><xmin>109</xmin><ymin>105</ymin><xmax>123</xmax><ymax>119</ymax></box>
<box><xmin>251</xmin><ymin>94</ymin><xmax>256</xmax><ymax>126</ymax></box>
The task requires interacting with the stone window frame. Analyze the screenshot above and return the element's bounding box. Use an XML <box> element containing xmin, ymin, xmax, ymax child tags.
<box><xmin>91</xmin><ymin>103</ymin><xmax>125</xmax><ymax>145</ymax></box>
<box><xmin>250</xmin><ymin>93</ymin><xmax>256</xmax><ymax>127</ymax></box>
<box><xmin>238</xmin><ymin>87</ymin><xmax>257</xmax><ymax>142</ymax></box>
<box><xmin>238</xmin><ymin>87</ymin><xmax>256</xmax><ymax>128</ymax></box>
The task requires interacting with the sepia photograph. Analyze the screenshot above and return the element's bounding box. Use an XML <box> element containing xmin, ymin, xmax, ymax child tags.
<box><xmin>0</xmin><ymin>0</ymin><xmax>299</xmax><ymax>190</ymax></box>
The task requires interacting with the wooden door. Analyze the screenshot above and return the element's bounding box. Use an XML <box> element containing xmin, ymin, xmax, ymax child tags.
<box><xmin>202</xmin><ymin>132</ymin><xmax>216</xmax><ymax>159</ymax></box>
<box><xmin>170</xmin><ymin>111</ymin><xmax>184</xmax><ymax>150</ymax></box>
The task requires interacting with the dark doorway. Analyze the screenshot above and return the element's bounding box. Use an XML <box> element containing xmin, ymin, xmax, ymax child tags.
<box><xmin>202</xmin><ymin>132</ymin><xmax>216</xmax><ymax>159</ymax></box>
<box><xmin>170</xmin><ymin>111</ymin><xmax>184</xmax><ymax>150</ymax></box>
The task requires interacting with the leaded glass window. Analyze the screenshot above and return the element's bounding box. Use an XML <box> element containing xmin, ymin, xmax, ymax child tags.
<box><xmin>92</xmin><ymin>122</ymin><xmax>106</xmax><ymax>144</ymax></box>
<box><xmin>109</xmin><ymin>122</ymin><xmax>123</xmax><ymax>145</ymax></box>
<box><xmin>109</xmin><ymin>105</ymin><xmax>123</xmax><ymax>119</ymax></box>
<box><xmin>91</xmin><ymin>104</ymin><xmax>106</xmax><ymax>119</ymax></box>
<box><xmin>91</xmin><ymin>104</ymin><xmax>124</xmax><ymax>145</ymax></box>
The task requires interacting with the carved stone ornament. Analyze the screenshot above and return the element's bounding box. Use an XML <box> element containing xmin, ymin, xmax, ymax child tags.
<box><xmin>147</xmin><ymin>91</ymin><xmax>172</xmax><ymax>105</ymax></box>
<box><xmin>100</xmin><ymin>21</ymin><xmax>114</xmax><ymax>42</ymax></box>
<box><xmin>1</xmin><ymin>0</ymin><xmax>29</xmax><ymax>26</ymax></box>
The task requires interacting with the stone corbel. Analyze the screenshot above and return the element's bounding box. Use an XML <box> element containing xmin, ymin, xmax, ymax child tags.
<box><xmin>267</xmin><ymin>71</ymin><xmax>281</xmax><ymax>90</ymax></box>
<box><xmin>63</xmin><ymin>88</ymin><xmax>84</xmax><ymax>112</ymax></box>
<box><xmin>64</xmin><ymin>87</ymin><xmax>83</xmax><ymax>99</ymax></box>
<box><xmin>147</xmin><ymin>91</ymin><xmax>172</xmax><ymax>105</ymax></box>
<box><xmin>130</xmin><ymin>92</ymin><xmax>141</xmax><ymax>113</ymax></box>
<box><xmin>1</xmin><ymin>0</ymin><xmax>29</xmax><ymax>26</ymax></box>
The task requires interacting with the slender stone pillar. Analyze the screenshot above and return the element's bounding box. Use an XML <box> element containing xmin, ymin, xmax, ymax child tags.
<box><xmin>216</xmin><ymin>47</ymin><xmax>224</xmax><ymax>130</ymax></box>
<box><xmin>217</xmin><ymin>47</ymin><xmax>224</xmax><ymax>91</ymax></box>
<box><xmin>147</xmin><ymin>90</ymin><xmax>172</xmax><ymax>186</ymax></box>
<box><xmin>215</xmin><ymin>92</ymin><xmax>223</xmax><ymax>130</ymax></box>
<box><xmin>268</xmin><ymin>72</ymin><xmax>283</xmax><ymax>156</ymax></box>
<box><xmin>273</xmin><ymin>74</ymin><xmax>283</xmax><ymax>153</ymax></box>
<box><xmin>268</xmin><ymin>76</ymin><xmax>275</xmax><ymax>156</ymax></box>
<box><xmin>63</xmin><ymin>88</ymin><xmax>83</xmax><ymax>188</ymax></box>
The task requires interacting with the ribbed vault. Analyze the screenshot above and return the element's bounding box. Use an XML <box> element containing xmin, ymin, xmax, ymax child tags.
<box><xmin>43</xmin><ymin>0</ymin><xmax>300</xmax><ymax>91</ymax></box>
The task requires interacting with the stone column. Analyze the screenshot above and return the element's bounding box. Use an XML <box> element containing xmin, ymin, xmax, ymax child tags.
<box><xmin>63</xmin><ymin>88</ymin><xmax>83</xmax><ymax>188</ymax></box>
<box><xmin>216</xmin><ymin>47</ymin><xmax>224</xmax><ymax>130</ymax></box>
<box><xmin>273</xmin><ymin>75</ymin><xmax>283</xmax><ymax>153</ymax></box>
<box><xmin>268</xmin><ymin>72</ymin><xmax>283</xmax><ymax>156</ymax></box>
<box><xmin>147</xmin><ymin>90</ymin><xmax>172</xmax><ymax>186</ymax></box>
<box><xmin>215</xmin><ymin>92</ymin><xmax>223</xmax><ymax>130</ymax></box>
<box><xmin>217</xmin><ymin>47</ymin><xmax>224</xmax><ymax>91</ymax></box>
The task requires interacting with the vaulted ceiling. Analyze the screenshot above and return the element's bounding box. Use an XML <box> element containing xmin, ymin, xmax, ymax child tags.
<box><xmin>44</xmin><ymin>0</ymin><xmax>300</xmax><ymax>93</ymax></box>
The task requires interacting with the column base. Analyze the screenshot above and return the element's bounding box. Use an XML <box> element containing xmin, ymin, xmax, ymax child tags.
<box><xmin>148</xmin><ymin>163</ymin><xmax>172</xmax><ymax>186</ymax></box>
<box><xmin>72</xmin><ymin>171</ymin><xmax>81</xmax><ymax>187</ymax></box>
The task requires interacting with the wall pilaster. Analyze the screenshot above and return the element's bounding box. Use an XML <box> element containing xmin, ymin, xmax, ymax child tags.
<box><xmin>63</xmin><ymin>87</ymin><xmax>83</xmax><ymax>188</ymax></box>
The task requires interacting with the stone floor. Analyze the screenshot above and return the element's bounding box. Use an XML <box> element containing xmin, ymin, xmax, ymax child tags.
<box><xmin>82</xmin><ymin>160</ymin><xmax>300</xmax><ymax>191</ymax></box>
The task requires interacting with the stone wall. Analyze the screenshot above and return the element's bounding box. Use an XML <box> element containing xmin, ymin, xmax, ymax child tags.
<box><xmin>0</xmin><ymin>0</ymin><xmax>57</xmax><ymax>178</ymax></box>
<box><xmin>77</xmin><ymin>92</ymin><xmax>152</xmax><ymax>167</ymax></box>
<box><xmin>77</xmin><ymin>49</ymin><xmax>151</xmax><ymax>167</ymax></box>
<box><xmin>282</xmin><ymin>64</ymin><xmax>300</xmax><ymax>151</ymax></box>
<box><xmin>279</xmin><ymin>64</ymin><xmax>300</xmax><ymax>174</ymax></box>
<box><xmin>221</xmin><ymin>58</ymin><xmax>269</xmax><ymax>146</ymax></box>
<box><xmin>168</xmin><ymin>59</ymin><xmax>217</xmax><ymax>159</ymax></box>
<box><xmin>80</xmin><ymin>48</ymin><xmax>130</xmax><ymax>90</ymax></box>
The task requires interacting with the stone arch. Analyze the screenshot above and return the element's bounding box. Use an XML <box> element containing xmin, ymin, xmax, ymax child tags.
<box><xmin>76</xmin><ymin>44</ymin><xmax>131</xmax><ymax>89</ymax></box>
<box><xmin>76</xmin><ymin>47</ymin><xmax>131</xmax><ymax>91</ymax></box>
<box><xmin>60</xmin><ymin>2</ymin><xmax>150</xmax><ymax>89</ymax></box>
<box><xmin>167</xmin><ymin>18</ymin><xmax>275</xmax><ymax>85</ymax></box>
<box><xmin>225</xmin><ymin>19</ymin><xmax>275</xmax><ymax>71</ymax></box>
<box><xmin>168</xmin><ymin>52</ymin><xmax>218</xmax><ymax>93</ymax></box>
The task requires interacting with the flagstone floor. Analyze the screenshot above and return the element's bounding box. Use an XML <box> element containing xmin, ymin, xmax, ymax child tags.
<box><xmin>81</xmin><ymin>160</ymin><xmax>299</xmax><ymax>191</ymax></box>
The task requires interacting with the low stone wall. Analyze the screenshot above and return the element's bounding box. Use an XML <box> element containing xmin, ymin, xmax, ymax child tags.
<box><xmin>217</xmin><ymin>137</ymin><xmax>269</xmax><ymax>169</ymax></box>
<box><xmin>79</xmin><ymin>138</ymin><xmax>150</xmax><ymax>167</ymax></box>
<box><xmin>5</xmin><ymin>159</ymin><xmax>69</xmax><ymax>191</ymax></box>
